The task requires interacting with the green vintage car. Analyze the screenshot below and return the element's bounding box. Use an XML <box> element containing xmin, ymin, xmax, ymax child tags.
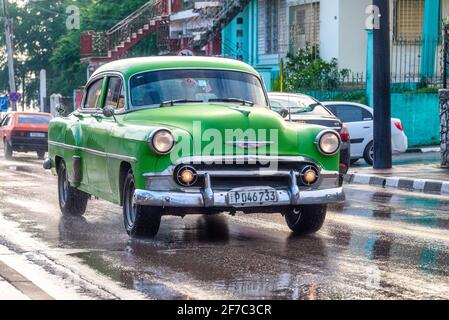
<box><xmin>45</xmin><ymin>56</ymin><xmax>344</xmax><ymax>238</ymax></box>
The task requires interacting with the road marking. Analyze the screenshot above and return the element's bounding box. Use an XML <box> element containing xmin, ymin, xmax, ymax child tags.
<box><xmin>385</xmin><ymin>177</ymin><xmax>399</xmax><ymax>188</ymax></box>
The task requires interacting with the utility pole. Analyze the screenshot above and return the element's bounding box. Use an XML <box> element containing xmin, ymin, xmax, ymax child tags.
<box><xmin>2</xmin><ymin>0</ymin><xmax>16</xmax><ymax>111</ymax></box>
<box><xmin>373</xmin><ymin>0</ymin><xmax>392</xmax><ymax>169</ymax></box>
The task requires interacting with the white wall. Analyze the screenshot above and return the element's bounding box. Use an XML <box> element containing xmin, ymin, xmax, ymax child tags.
<box><xmin>337</xmin><ymin>0</ymin><xmax>371</xmax><ymax>73</ymax></box>
<box><xmin>319</xmin><ymin>0</ymin><xmax>340</xmax><ymax>62</ymax></box>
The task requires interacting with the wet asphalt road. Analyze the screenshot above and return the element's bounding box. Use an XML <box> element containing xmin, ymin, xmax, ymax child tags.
<box><xmin>1</xmin><ymin>154</ymin><xmax>449</xmax><ymax>300</ymax></box>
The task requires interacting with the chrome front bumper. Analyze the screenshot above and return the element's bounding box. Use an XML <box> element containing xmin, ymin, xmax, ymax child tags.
<box><xmin>134</xmin><ymin>169</ymin><xmax>345</xmax><ymax>209</ymax></box>
<box><xmin>134</xmin><ymin>186</ymin><xmax>345</xmax><ymax>208</ymax></box>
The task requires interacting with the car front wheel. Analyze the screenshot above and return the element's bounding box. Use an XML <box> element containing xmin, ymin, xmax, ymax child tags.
<box><xmin>57</xmin><ymin>160</ymin><xmax>89</xmax><ymax>216</ymax></box>
<box><xmin>284</xmin><ymin>205</ymin><xmax>327</xmax><ymax>235</ymax></box>
<box><xmin>123</xmin><ymin>171</ymin><xmax>162</xmax><ymax>238</ymax></box>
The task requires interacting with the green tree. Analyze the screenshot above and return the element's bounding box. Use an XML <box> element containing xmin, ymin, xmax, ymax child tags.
<box><xmin>1</xmin><ymin>0</ymin><xmax>153</xmax><ymax>101</ymax></box>
<box><xmin>283</xmin><ymin>44</ymin><xmax>350</xmax><ymax>92</ymax></box>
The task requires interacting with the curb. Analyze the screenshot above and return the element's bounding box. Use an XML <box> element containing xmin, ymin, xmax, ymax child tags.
<box><xmin>406</xmin><ymin>147</ymin><xmax>441</xmax><ymax>153</ymax></box>
<box><xmin>344</xmin><ymin>173</ymin><xmax>449</xmax><ymax>196</ymax></box>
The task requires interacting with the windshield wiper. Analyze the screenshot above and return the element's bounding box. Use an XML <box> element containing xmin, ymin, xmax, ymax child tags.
<box><xmin>209</xmin><ymin>98</ymin><xmax>255</xmax><ymax>106</ymax></box>
<box><xmin>160</xmin><ymin>99</ymin><xmax>202</xmax><ymax>107</ymax></box>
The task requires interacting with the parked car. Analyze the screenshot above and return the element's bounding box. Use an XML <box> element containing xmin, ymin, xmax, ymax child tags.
<box><xmin>45</xmin><ymin>56</ymin><xmax>345</xmax><ymax>238</ymax></box>
<box><xmin>268</xmin><ymin>92</ymin><xmax>351</xmax><ymax>184</ymax></box>
<box><xmin>0</xmin><ymin>111</ymin><xmax>52</xmax><ymax>159</ymax></box>
<box><xmin>323</xmin><ymin>102</ymin><xmax>408</xmax><ymax>165</ymax></box>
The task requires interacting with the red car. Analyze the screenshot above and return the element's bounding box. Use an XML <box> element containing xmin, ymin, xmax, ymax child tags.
<box><xmin>0</xmin><ymin>112</ymin><xmax>52</xmax><ymax>159</ymax></box>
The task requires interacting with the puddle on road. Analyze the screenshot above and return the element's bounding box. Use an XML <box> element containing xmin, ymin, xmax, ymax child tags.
<box><xmin>7</xmin><ymin>165</ymin><xmax>34</xmax><ymax>173</ymax></box>
<box><xmin>340</xmin><ymin>189</ymin><xmax>449</xmax><ymax>231</ymax></box>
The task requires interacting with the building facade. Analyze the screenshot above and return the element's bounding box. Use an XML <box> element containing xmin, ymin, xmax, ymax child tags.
<box><xmin>222</xmin><ymin>0</ymin><xmax>445</xmax><ymax>91</ymax></box>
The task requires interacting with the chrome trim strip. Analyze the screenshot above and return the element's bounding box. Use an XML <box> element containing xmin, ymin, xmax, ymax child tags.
<box><xmin>172</xmin><ymin>155</ymin><xmax>316</xmax><ymax>165</ymax></box>
<box><xmin>48</xmin><ymin>140</ymin><xmax>77</xmax><ymax>151</ymax></box>
<box><xmin>48</xmin><ymin>141</ymin><xmax>137</xmax><ymax>163</ymax></box>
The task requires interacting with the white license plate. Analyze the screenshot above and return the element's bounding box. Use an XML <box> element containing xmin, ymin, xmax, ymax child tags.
<box><xmin>30</xmin><ymin>132</ymin><xmax>45</xmax><ymax>138</ymax></box>
<box><xmin>228</xmin><ymin>188</ymin><xmax>278</xmax><ymax>207</ymax></box>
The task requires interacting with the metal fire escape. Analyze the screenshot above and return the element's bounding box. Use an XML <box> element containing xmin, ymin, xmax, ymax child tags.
<box><xmin>79</xmin><ymin>0</ymin><xmax>250</xmax><ymax>68</ymax></box>
<box><xmin>189</xmin><ymin>0</ymin><xmax>251</xmax><ymax>52</ymax></box>
<box><xmin>80</xmin><ymin>0</ymin><xmax>169</xmax><ymax>67</ymax></box>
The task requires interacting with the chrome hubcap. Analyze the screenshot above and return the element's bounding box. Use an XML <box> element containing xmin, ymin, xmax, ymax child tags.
<box><xmin>125</xmin><ymin>180</ymin><xmax>136</xmax><ymax>228</ymax></box>
<box><xmin>289</xmin><ymin>207</ymin><xmax>302</xmax><ymax>225</ymax></box>
<box><xmin>59</xmin><ymin>167</ymin><xmax>68</xmax><ymax>207</ymax></box>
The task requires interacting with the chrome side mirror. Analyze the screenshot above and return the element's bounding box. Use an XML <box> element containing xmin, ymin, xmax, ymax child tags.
<box><xmin>103</xmin><ymin>105</ymin><xmax>117</xmax><ymax>121</ymax></box>
<box><xmin>56</xmin><ymin>104</ymin><xmax>66</xmax><ymax>116</ymax></box>
<box><xmin>279</xmin><ymin>107</ymin><xmax>289</xmax><ymax>119</ymax></box>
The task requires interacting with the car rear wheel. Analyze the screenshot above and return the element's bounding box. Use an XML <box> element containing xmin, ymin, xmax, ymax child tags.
<box><xmin>123</xmin><ymin>171</ymin><xmax>162</xmax><ymax>238</ymax></box>
<box><xmin>284</xmin><ymin>205</ymin><xmax>327</xmax><ymax>235</ymax></box>
<box><xmin>364</xmin><ymin>141</ymin><xmax>374</xmax><ymax>166</ymax></box>
<box><xmin>4</xmin><ymin>140</ymin><xmax>12</xmax><ymax>159</ymax></box>
<box><xmin>57</xmin><ymin>160</ymin><xmax>89</xmax><ymax>216</ymax></box>
<box><xmin>37</xmin><ymin>151</ymin><xmax>46</xmax><ymax>159</ymax></box>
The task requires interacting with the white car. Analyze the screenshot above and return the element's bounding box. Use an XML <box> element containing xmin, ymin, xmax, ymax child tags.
<box><xmin>322</xmin><ymin>102</ymin><xmax>408</xmax><ymax>165</ymax></box>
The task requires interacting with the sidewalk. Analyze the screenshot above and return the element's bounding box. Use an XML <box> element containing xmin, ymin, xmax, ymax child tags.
<box><xmin>345</xmin><ymin>152</ymin><xmax>449</xmax><ymax>195</ymax></box>
<box><xmin>0</xmin><ymin>245</ymin><xmax>53</xmax><ymax>300</ymax></box>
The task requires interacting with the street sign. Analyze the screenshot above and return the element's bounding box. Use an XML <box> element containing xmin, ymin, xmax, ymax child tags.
<box><xmin>10</xmin><ymin>92</ymin><xmax>21</xmax><ymax>103</ymax></box>
<box><xmin>0</xmin><ymin>96</ymin><xmax>8</xmax><ymax>112</ymax></box>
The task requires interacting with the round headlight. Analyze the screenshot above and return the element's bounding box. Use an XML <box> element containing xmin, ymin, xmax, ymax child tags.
<box><xmin>149</xmin><ymin>129</ymin><xmax>175</xmax><ymax>155</ymax></box>
<box><xmin>316</xmin><ymin>131</ymin><xmax>341</xmax><ymax>155</ymax></box>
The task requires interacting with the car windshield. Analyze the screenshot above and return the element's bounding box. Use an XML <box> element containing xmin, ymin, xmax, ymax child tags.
<box><xmin>270</xmin><ymin>96</ymin><xmax>331</xmax><ymax>116</ymax></box>
<box><xmin>17</xmin><ymin>114</ymin><xmax>51</xmax><ymax>125</ymax></box>
<box><xmin>129</xmin><ymin>69</ymin><xmax>268</xmax><ymax>108</ymax></box>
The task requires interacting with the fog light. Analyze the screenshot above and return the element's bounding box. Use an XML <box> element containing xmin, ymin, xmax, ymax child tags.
<box><xmin>300</xmin><ymin>166</ymin><xmax>319</xmax><ymax>186</ymax></box>
<box><xmin>176</xmin><ymin>166</ymin><xmax>198</xmax><ymax>187</ymax></box>
<box><xmin>304</xmin><ymin>170</ymin><xmax>317</xmax><ymax>184</ymax></box>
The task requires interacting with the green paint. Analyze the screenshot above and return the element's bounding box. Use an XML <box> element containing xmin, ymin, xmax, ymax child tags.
<box><xmin>49</xmin><ymin>57</ymin><xmax>340</xmax><ymax>205</ymax></box>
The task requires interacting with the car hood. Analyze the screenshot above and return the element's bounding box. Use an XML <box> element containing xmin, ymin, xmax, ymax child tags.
<box><xmin>123</xmin><ymin>103</ymin><xmax>331</xmax><ymax>158</ymax></box>
<box><xmin>286</xmin><ymin>114</ymin><xmax>342</xmax><ymax>130</ymax></box>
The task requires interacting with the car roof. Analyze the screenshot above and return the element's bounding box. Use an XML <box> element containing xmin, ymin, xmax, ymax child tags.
<box><xmin>11</xmin><ymin>111</ymin><xmax>52</xmax><ymax>116</ymax></box>
<box><xmin>92</xmin><ymin>56</ymin><xmax>260</xmax><ymax>79</ymax></box>
<box><xmin>268</xmin><ymin>92</ymin><xmax>312</xmax><ymax>99</ymax></box>
<box><xmin>322</xmin><ymin>101</ymin><xmax>371</xmax><ymax>108</ymax></box>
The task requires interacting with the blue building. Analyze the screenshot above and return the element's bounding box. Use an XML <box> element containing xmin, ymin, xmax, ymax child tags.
<box><xmin>222</xmin><ymin>0</ymin><xmax>444</xmax><ymax>93</ymax></box>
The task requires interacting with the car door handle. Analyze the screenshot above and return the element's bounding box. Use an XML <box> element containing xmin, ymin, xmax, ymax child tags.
<box><xmin>363</xmin><ymin>126</ymin><xmax>371</xmax><ymax>129</ymax></box>
<box><xmin>73</xmin><ymin>112</ymin><xmax>83</xmax><ymax>119</ymax></box>
<box><xmin>92</xmin><ymin>113</ymin><xmax>104</xmax><ymax>120</ymax></box>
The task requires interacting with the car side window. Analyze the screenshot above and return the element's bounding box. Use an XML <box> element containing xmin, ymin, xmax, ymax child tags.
<box><xmin>84</xmin><ymin>78</ymin><xmax>104</xmax><ymax>109</ymax></box>
<box><xmin>105</xmin><ymin>76</ymin><xmax>124</xmax><ymax>110</ymax></box>
<box><xmin>0</xmin><ymin>115</ymin><xmax>7</xmax><ymax>127</ymax></box>
<box><xmin>1</xmin><ymin>115</ymin><xmax>11</xmax><ymax>127</ymax></box>
<box><xmin>325</xmin><ymin>105</ymin><xmax>336</xmax><ymax>115</ymax></box>
<box><xmin>333</xmin><ymin>105</ymin><xmax>364</xmax><ymax>123</ymax></box>
<box><xmin>362</xmin><ymin>108</ymin><xmax>373</xmax><ymax>120</ymax></box>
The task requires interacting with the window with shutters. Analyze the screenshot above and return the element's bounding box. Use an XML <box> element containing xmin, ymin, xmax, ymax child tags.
<box><xmin>289</xmin><ymin>2</ymin><xmax>320</xmax><ymax>52</ymax></box>
<box><xmin>393</xmin><ymin>0</ymin><xmax>424</xmax><ymax>43</ymax></box>
<box><xmin>266</xmin><ymin>0</ymin><xmax>279</xmax><ymax>54</ymax></box>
